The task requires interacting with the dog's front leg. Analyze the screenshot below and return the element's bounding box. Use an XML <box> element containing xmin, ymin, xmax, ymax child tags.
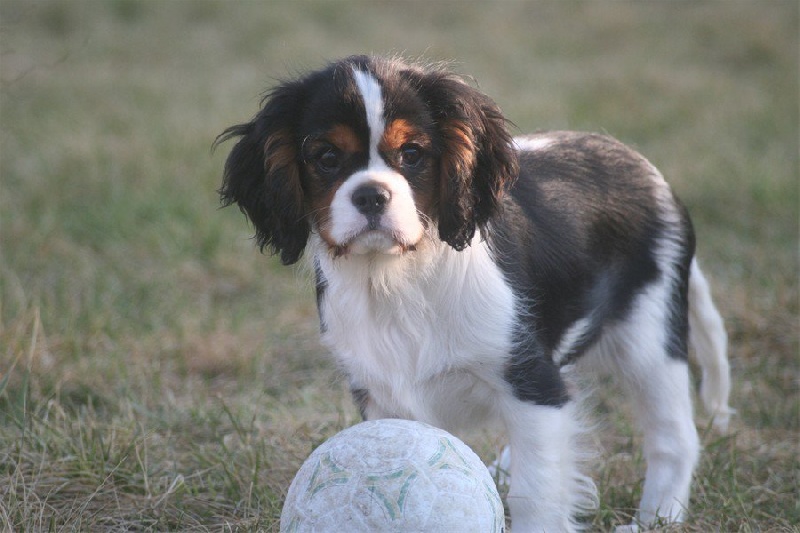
<box><xmin>503</xmin><ymin>401</ymin><xmax>595</xmax><ymax>533</ymax></box>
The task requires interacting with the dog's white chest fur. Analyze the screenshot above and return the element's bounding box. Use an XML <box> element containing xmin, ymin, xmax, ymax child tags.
<box><xmin>316</xmin><ymin>238</ymin><xmax>516</xmax><ymax>431</ymax></box>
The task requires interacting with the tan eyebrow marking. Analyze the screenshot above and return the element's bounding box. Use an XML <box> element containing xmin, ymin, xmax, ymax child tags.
<box><xmin>325</xmin><ymin>124</ymin><xmax>363</xmax><ymax>154</ymax></box>
<box><xmin>379</xmin><ymin>119</ymin><xmax>427</xmax><ymax>153</ymax></box>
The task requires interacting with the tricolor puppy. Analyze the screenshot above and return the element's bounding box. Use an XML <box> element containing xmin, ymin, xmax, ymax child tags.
<box><xmin>217</xmin><ymin>55</ymin><xmax>732</xmax><ymax>531</ymax></box>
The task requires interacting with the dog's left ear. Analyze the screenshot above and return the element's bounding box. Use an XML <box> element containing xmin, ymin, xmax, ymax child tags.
<box><xmin>417</xmin><ymin>71</ymin><xmax>519</xmax><ymax>250</ymax></box>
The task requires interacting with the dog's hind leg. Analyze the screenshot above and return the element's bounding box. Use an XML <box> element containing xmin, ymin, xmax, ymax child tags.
<box><xmin>606</xmin><ymin>278</ymin><xmax>701</xmax><ymax>527</ymax></box>
<box><xmin>628</xmin><ymin>357</ymin><xmax>699</xmax><ymax>526</ymax></box>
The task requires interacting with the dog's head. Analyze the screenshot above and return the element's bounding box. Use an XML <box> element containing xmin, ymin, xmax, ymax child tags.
<box><xmin>216</xmin><ymin>56</ymin><xmax>518</xmax><ymax>265</ymax></box>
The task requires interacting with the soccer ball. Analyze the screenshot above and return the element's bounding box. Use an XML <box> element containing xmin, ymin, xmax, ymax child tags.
<box><xmin>280</xmin><ymin>419</ymin><xmax>505</xmax><ymax>532</ymax></box>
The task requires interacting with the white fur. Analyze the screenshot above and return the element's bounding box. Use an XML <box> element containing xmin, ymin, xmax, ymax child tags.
<box><xmin>353</xmin><ymin>69</ymin><xmax>385</xmax><ymax>162</ymax></box>
<box><xmin>552</xmin><ymin>316</ymin><xmax>592</xmax><ymax>366</ymax></box>
<box><xmin>514</xmin><ymin>134</ymin><xmax>556</xmax><ymax>153</ymax></box>
<box><xmin>501</xmin><ymin>400</ymin><xmax>598</xmax><ymax>532</ymax></box>
<box><xmin>316</xmin><ymin>235</ymin><xmax>514</xmax><ymax>427</ymax></box>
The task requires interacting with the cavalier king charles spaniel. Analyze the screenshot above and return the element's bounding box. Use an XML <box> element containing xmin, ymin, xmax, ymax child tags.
<box><xmin>216</xmin><ymin>55</ymin><xmax>732</xmax><ymax>532</ymax></box>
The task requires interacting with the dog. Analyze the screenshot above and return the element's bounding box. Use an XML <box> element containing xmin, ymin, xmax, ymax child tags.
<box><xmin>216</xmin><ymin>55</ymin><xmax>732</xmax><ymax>531</ymax></box>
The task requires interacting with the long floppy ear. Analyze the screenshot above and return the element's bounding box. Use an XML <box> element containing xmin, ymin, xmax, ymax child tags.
<box><xmin>418</xmin><ymin>72</ymin><xmax>519</xmax><ymax>250</ymax></box>
<box><xmin>215</xmin><ymin>81</ymin><xmax>309</xmax><ymax>265</ymax></box>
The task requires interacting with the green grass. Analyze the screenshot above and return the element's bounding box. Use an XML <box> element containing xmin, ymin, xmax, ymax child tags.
<box><xmin>1</xmin><ymin>1</ymin><xmax>797</xmax><ymax>531</ymax></box>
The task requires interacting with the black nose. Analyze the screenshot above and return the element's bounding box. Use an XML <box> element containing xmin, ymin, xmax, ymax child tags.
<box><xmin>352</xmin><ymin>185</ymin><xmax>391</xmax><ymax>216</ymax></box>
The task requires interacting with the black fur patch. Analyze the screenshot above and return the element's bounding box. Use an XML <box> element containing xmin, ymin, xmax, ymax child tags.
<box><xmin>493</xmin><ymin>132</ymin><xmax>691</xmax><ymax>403</ymax></box>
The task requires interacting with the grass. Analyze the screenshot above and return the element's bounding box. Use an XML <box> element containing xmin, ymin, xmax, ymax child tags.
<box><xmin>1</xmin><ymin>1</ymin><xmax>797</xmax><ymax>531</ymax></box>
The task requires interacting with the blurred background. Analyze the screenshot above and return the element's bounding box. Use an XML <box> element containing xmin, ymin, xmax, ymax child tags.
<box><xmin>1</xmin><ymin>1</ymin><xmax>797</xmax><ymax>531</ymax></box>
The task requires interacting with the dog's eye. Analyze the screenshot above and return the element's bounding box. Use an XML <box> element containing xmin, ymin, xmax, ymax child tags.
<box><xmin>400</xmin><ymin>143</ymin><xmax>424</xmax><ymax>168</ymax></box>
<box><xmin>315</xmin><ymin>147</ymin><xmax>341</xmax><ymax>173</ymax></box>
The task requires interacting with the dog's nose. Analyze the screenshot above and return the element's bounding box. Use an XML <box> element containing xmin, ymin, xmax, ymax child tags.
<box><xmin>352</xmin><ymin>185</ymin><xmax>391</xmax><ymax>216</ymax></box>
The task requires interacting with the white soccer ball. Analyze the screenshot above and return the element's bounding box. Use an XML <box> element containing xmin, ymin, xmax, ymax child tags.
<box><xmin>280</xmin><ymin>419</ymin><xmax>505</xmax><ymax>532</ymax></box>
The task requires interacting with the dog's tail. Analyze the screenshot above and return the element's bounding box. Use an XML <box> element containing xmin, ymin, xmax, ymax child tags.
<box><xmin>688</xmin><ymin>259</ymin><xmax>734</xmax><ymax>433</ymax></box>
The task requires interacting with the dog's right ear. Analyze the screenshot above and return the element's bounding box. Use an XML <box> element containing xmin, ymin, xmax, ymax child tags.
<box><xmin>215</xmin><ymin>81</ymin><xmax>310</xmax><ymax>265</ymax></box>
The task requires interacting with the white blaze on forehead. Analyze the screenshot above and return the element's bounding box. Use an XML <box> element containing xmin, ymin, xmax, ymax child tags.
<box><xmin>352</xmin><ymin>69</ymin><xmax>386</xmax><ymax>166</ymax></box>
